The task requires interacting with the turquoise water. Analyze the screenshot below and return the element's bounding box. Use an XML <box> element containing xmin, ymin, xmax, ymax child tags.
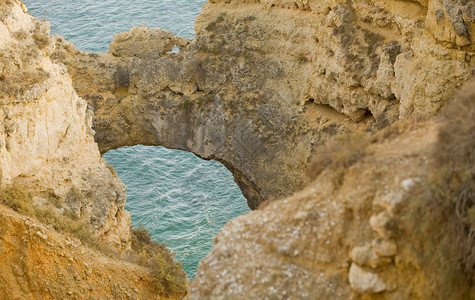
<box><xmin>103</xmin><ymin>146</ymin><xmax>248</xmax><ymax>279</ymax></box>
<box><xmin>23</xmin><ymin>0</ymin><xmax>250</xmax><ymax>279</ymax></box>
<box><xmin>24</xmin><ymin>0</ymin><xmax>207</xmax><ymax>52</ymax></box>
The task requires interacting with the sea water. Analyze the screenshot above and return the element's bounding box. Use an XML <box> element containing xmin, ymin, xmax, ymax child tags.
<box><xmin>23</xmin><ymin>0</ymin><xmax>250</xmax><ymax>279</ymax></box>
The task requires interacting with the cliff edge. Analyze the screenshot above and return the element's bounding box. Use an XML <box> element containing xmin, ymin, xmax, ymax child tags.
<box><xmin>0</xmin><ymin>0</ymin><xmax>474</xmax><ymax>299</ymax></box>
<box><xmin>0</xmin><ymin>1</ymin><xmax>187</xmax><ymax>298</ymax></box>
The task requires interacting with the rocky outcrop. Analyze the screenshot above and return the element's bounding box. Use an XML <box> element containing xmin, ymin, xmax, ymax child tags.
<box><xmin>0</xmin><ymin>0</ymin><xmax>129</xmax><ymax>248</ymax></box>
<box><xmin>53</xmin><ymin>0</ymin><xmax>474</xmax><ymax>209</ymax></box>
<box><xmin>52</xmin><ymin>28</ymin><xmax>364</xmax><ymax>209</ymax></box>
<box><xmin>189</xmin><ymin>112</ymin><xmax>474</xmax><ymax>299</ymax></box>
<box><xmin>0</xmin><ymin>204</ymin><xmax>172</xmax><ymax>300</ymax></box>
<box><xmin>426</xmin><ymin>0</ymin><xmax>475</xmax><ymax>47</ymax></box>
<box><xmin>1</xmin><ymin>0</ymin><xmax>474</xmax><ymax>298</ymax></box>
<box><xmin>0</xmin><ymin>1</ymin><xmax>188</xmax><ymax>298</ymax></box>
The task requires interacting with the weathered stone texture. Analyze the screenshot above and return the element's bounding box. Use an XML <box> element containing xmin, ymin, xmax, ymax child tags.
<box><xmin>2</xmin><ymin>0</ymin><xmax>474</xmax><ymax>298</ymax></box>
<box><xmin>190</xmin><ymin>120</ymin><xmax>444</xmax><ymax>299</ymax></box>
<box><xmin>54</xmin><ymin>0</ymin><xmax>473</xmax><ymax>210</ymax></box>
<box><xmin>0</xmin><ymin>0</ymin><xmax>129</xmax><ymax>248</ymax></box>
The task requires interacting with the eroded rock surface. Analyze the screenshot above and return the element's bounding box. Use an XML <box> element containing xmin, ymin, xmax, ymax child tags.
<box><xmin>1</xmin><ymin>0</ymin><xmax>474</xmax><ymax>298</ymax></box>
<box><xmin>0</xmin><ymin>205</ymin><xmax>169</xmax><ymax>300</ymax></box>
<box><xmin>53</xmin><ymin>29</ymin><xmax>365</xmax><ymax>209</ymax></box>
<box><xmin>54</xmin><ymin>0</ymin><xmax>474</xmax><ymax>209</ymax></box>
<box><xmin>0</xmin><ymin>2</ymin><xmax>187</xmax><ymax>298</ymax></box>
<box><xmin>0</xmin><ymin>0</ymin><xmax>129</xmax><ymax>247</ymax></box>
<box><xmin>190</xmin><ymin>120</ymin><xmax>444</xmax><ymax>299</ymax></box>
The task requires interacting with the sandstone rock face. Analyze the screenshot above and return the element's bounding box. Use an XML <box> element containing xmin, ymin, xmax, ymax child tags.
<box><xmin>2</xmin><ymin>0</ymin><xmax>474</xmax><ymax>298</ymax></box>
<box><xmin>198</xmin><ymin>0</ymin><xmax>473</xmax><ymax>120</ymax></box>
<box><xmin>190</xmin><ymin>120</ymin><xmax>443</xmax><ymax>299</ymax></box>
<box><xmin>54</xmin><ymin>0</ymin><xmax>474</xmax><ymax>209</ymax></box>
<box><xmin>53</xmin><ymin>30</ymin><xmax>365</xmax><ymax>209</ymax></box>
<box><xmin>0</xmin><ymin>0</ymin><xmax>129</xmax><ymax>248</ymax></box>
<box><xmin>109</xmin><ymin>25</ymin><xmax>179</xmax><ymax>59</ymax></box>
<box><xmin>425</xmin><ymin>0</ymin><xmax>475</xmax><ymax>47</ymax></box>
<box><xmin>0</xmin><ymin>2</ymin><xmax>190</xmax><ymax>298</ymax></box>
<box><xmin>190</xmin><ymin>78</ymin><xmax>475</xmax><ymax>299</ymax></box>
<box><xmin>0</xmin><ymin>204</ymin><xmax>173</xmax><ymax>300</ymax></box>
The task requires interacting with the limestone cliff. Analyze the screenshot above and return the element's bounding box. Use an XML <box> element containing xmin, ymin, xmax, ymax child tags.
<box><xmin>0</xmin><ymin>0</ymin><xmax>129</xmax><ymax>248</ymax></box>
<box><xmin>191</xmin><ymin>119</ymin><xmax>440</xmax><ymax>299</ymax></box>
<box><xmin>0</xmin><ymin>1</ymin><xmax>187</xmax><ymax>298</ymax></box>
<box><xmin>1</xmin><ymin>0</ymin><xmax>474</xmax><ymax>299</ymax></box>
<box><xmin>190</xmin><ymin>80</ymin><xmax>475</xmax><ymax>299</ymax></box>
<box><xmin>53</xmin><ymin>0</ymin><xmax>474</xmax><ymax>210</ymax></box>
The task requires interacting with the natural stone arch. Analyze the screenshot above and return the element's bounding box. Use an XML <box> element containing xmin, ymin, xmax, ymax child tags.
<box><xmin>89</xmin><ymin>74</ymin><xmax>314</xmax><ymax>210</ymax></box>
<box><xmin>92</xmin><ymin>88</ymin><xmax>298</xmax><ymax>210</ymax></box>
<box><xmin>50</xmin><ymin>23</ymin><xmax>376</xmax><ymax>209</ymax></box>
<box><xmin>52</xmin><ymin>1</ymin><xmax>472</xmax><ymax>209</ymax></box>
<box><xmin>52</xmin><ymin>30</ymin><xmax>324</xmax><ymax>209</ymax></box>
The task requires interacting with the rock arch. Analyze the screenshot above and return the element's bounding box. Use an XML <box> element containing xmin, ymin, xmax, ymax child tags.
<box><xmin>52</xmin><ymin>1</ymin><xmax>472</xmax><ymax>209</ymax></box>
<box><xmin>54</xmin><ymin>32</ymin><xmax>316</xmax><ymax>209</ymax></box>
<box><xmin>52</xmin><ymin>28</ymin><xmax>327</xmax><ymax>209</ymax></box>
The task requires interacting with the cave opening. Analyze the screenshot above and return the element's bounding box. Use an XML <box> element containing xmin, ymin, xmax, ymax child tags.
<box><xmin>103</xmin><ymin>145</ymin><xmax>250</xmax><ymax>279</ymax></box>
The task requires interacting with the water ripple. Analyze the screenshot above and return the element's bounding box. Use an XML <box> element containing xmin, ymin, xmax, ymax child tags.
<box><xmin>104</xmin><ymin>146</ymin><xmax>249</xmax><ymax>279</ymax></box>
<box><xmin>23</xmin><ymin>0</ymin><xmax>250</xmax><ymax>279</ymax></box>
<box><xmin>24</xmin><ymin>0</ymin><xmax>207</xmax><ymax>53</ymax></box>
